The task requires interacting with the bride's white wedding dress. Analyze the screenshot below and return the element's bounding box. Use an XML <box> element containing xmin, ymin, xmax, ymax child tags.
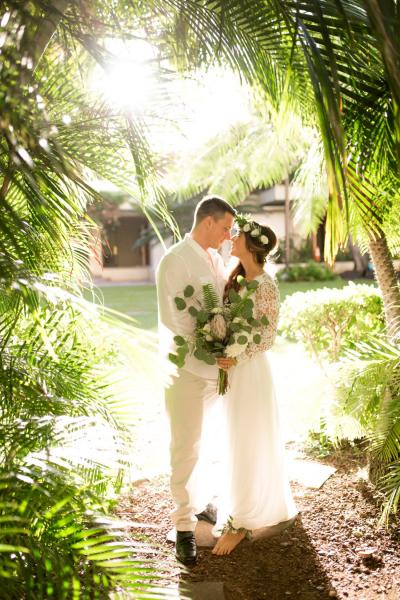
<box><xmin>213</xmin><ymin>272</ymin><xmax>297</xmax><ymax>535</ymax></box>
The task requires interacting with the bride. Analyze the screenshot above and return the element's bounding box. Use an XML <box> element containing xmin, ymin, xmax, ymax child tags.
<box><xmin>212</xmin><ymin>215</ymin><xmax>297</xmax><ymax>555</ymax></box>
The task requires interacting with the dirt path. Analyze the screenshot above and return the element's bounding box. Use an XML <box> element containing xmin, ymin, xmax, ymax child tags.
<box><xmin>117</xmin><ymin>449</ymin><xmax>400</xmax><ymax>600</ymax></box>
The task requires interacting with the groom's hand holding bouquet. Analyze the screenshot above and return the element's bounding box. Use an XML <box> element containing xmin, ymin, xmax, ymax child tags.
<box><xmin>169</xmin><ymin>277</ymin><xmax>269</xmax><ymax>394</ymax></box>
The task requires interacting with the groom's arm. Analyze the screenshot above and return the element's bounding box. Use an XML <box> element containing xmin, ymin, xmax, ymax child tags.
<box><xmin>156</xmin><ymin>252</ymin><xmax>196</xmax><ymax>337</ymax></box>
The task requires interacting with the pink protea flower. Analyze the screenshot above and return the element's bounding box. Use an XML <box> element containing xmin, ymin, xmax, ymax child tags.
<box><xmin>210</xmin><ymin>313</ymin><xmax>227</xmax><ymax>340</ymax></box>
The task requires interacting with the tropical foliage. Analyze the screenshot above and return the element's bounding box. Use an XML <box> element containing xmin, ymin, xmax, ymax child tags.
<box><xmin>0</xmin><ymin>1</ymin><xmax>170</xmax><ymax>596</ymax></box>
<box><xmin>335</xmin><ymin>336</ymin><xmax>400</xmax><ymax>523</ymax></box>
<box><xmin>279</xmin><ymin>284</ymin><xmax>384</xmax><ymax>362</ymax></box>
<box><xmin>277</xmin><ymin>261</ymin><xmax>338</xmax><ymax>283</ymax></box>
<box><xmin>2</xmin><ymin>5</ymin><xmax>400</xmax><ymax>596</ymax></box>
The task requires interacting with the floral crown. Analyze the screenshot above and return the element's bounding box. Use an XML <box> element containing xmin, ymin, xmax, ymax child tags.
<box><xmin>235</xmin><ymin>213</ymin><xmax>270</xmax><ymax>246</ymax></box>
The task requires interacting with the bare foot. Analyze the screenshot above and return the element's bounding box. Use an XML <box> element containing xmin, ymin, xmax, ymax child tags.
<box><xmin>212</xmin><ymin>531</ymin><xmax>246</xmax><ymax>555</ymax></box>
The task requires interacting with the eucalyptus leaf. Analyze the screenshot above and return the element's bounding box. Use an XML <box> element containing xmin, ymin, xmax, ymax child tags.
<box><xmin>196</xmin><ymin>310</ymin><xmax>209</xmax><ymax>325</ymax></box>
<box><xmin>174</xmin><ymin>297</ymin><xmax>187</xmax><ymax>311</ymax></box>
<box><xmin>194</xmin><ymin>348</ymin><xmax>206</xmax><ymax>361</ymax></box>
<box><xmin>228</xmin><ymin>288</ymin><xmax>241</xmax><ymax>303</ymax></box>
<box><xmin>242</xmin><ymin>299</ymin><xmax>254</xmax><ymax>319</ymax></box>
<box><xmin>204</xmin><ymin>353</ymin><xmax>217</xmax><ymax>365</ymax></box>
<box><xmin>248</xmin><ymin>318</ymin><xmax>261</xmax><ymax>327</ymax></box>
<box><xmin>188</xmin><ymin>306</ymin><xmax>199</xmax><ymax>317</ymax></box>
<box><xmin>237</xmin><ymin>335</ymin><xmax>248</xmax><ymax>345</ymax></box>
<box><xmin>174</xmin><ymin>335</ymin><xmax>186</xmax><ymax>346</ymax></box>
<box><xmin>184</xmin><ymin>285</ymin><xmax>194</xmax><ymax>298</ymax></box>
<box><xmin>177</xmin><ymin>346</ymin><xmax>189</xmax><ymax>360</ymax></box>
<box><xmin>168</xmin><ymin>352</ymin><xmax>180</xmax><ymax>366</ymax></box>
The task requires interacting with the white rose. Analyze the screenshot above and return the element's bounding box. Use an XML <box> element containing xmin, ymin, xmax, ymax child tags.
<box><xmin>205</xmin><ymin>334</ymin><xmax>213</xmax><ymax>341</ymax></box>
<box><xmin>250</xmin><ymin>228</ymin><xmax>260</xmax><ymax>237</ymax></box>
<box><xmin>243</xmin><ymin>224</ymin><xmax>251</xmax><ymax>232</ymax></box>
<box><xmin>203</xmin><ymin>323</ymin><xmax>211</xmax><ymax>332</ymax></box>
<box><xmin>260</xmin><ymin>235</ymin><xmax>268</xmax><ymax>244</ymax></box>
<box><xmin>233</xmin><ymin>317</ymin><xmax>241</xmax><ymax>323</ymax></box>
<box><xmin>225</xmin><ymin>343</ymin><xmax>244</xmax><ymax>358</ymax></box>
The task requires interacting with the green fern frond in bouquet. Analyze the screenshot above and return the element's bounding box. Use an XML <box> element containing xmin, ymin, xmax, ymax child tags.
<box><xmin>202</xmin><ymin>283</ymin><xmax>220</xmax><ymax>311</ymax></box>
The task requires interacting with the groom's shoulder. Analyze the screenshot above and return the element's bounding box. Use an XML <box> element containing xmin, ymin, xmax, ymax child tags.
<box><xmin>158</xmin><ymin>238</ymin><xmax>189</xmax><ymax>270</ymax></box>
<box><xmin>168</xmin><ymin>238</ymin><xmax>187</xmax><ymax>254</ymax></box>
<box><xmin>162</xmin><ymin>238</ymin><xmax>191</xmax><ymax>260</ymax></box>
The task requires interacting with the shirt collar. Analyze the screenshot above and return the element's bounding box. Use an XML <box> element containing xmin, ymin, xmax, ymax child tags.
<box><xmin>184</xmin><ymin>233</ymin><xmax>217</xmax><ymax>261</ymax></box>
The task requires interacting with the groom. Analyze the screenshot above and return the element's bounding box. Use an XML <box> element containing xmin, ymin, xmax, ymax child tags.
<box><xmin>156</xmin><ymin>196</ymin><xmax>236</xmax><ymax>565</ymax></box>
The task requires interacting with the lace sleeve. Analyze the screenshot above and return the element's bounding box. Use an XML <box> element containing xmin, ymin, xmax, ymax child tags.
<box><xmin>237</xmin><ymin>277</ymin><xmax>280</xmax><ymax>362</ymax></box>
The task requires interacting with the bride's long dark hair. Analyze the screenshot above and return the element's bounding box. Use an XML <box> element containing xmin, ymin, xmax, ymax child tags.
<box><xmin>223</xmin><ymin>223</ymin><xmax>278</xmax><ymax>302</ymax></box>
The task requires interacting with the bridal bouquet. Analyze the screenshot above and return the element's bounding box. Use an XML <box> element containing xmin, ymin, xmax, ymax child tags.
<box><xmin>169</xmin><ymin>276</ymin><xmax>269</xmax><ymax>394</ymax></box>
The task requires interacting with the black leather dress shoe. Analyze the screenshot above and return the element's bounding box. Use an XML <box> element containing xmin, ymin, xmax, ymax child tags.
<box><xmin>176</xmin><ymin>531</ymin><xmax>197</xmax><ymax>565</ymax></box>
<box><xmin>195</xmin><ymin>503</ymin><xmax>217</xmax><ymax>525</ymax></box>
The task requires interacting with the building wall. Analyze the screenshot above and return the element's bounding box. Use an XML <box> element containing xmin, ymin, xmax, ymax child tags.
<box><xmin>103</xmin><ymin>216</ymin><xmax>149</xmax><ymax>268</ymax></box>
<box><xmin>89</xmin><ymin>217</ymin><xmax>152</xmax><ymax>282</ymax></box>
<box><xmin>89</xmin><ymin>185</ymin><xmax>324</xmax><ymax>282</ymax></box>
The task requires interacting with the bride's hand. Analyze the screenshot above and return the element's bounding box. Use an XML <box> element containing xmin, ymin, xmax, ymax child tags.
<box><xmin>217</xmin><ymin>357</ymin><xmax>237</xmax><ymax>371</ymax></box>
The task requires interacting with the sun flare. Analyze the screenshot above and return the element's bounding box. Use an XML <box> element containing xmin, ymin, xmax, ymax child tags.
<box><xmin>90</xmin><ymin>38</ymin><xmax>156</xmax><ymax>113</ymax></box>
<box><xmin>89</xmin><ymin>38</ymin><xmax>251</xmax><ymax>155</ymax></box>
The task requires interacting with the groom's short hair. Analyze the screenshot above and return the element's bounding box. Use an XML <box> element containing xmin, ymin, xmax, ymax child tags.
<box><xmin>194</xmin><ymin>196</ymin><xmax>236</xmax><ymax>226</ymax></box>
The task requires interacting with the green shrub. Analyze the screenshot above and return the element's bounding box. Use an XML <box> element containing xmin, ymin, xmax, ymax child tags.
<box><xmin>279</xmin><ymin>283</ymin><xmax>384</xmax><ymax>361</ymax></box>
<box><xmin>333</xmin><ymin>337</ymin><xmax>400</xmax><ymax>524</ymax></box>
<box><xmin>277</xmin><ymin>261</ymin><xmax>338</xmax><ymax>282</ymax></box>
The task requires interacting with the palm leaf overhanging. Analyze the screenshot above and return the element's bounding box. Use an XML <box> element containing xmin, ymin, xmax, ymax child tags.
<box><xmin>3</xmin><ymin>4</ymin><xmax>400</xmax><ymax>594</ymax></box>
<box><xmin>0</xmin><ymin>1</ymin><xmax>178</xmax><ymax>596</ymax></box>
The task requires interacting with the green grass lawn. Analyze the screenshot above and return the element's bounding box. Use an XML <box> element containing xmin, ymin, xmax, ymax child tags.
<box><xmin>84</xmin><ymin>284</ymin><xmax>159</xmax><ymax>330</ymax></box>
<box><xmin>86</xmin><ymin>278</ymin><xmax>375</xmax><ymax>330</ymax></box>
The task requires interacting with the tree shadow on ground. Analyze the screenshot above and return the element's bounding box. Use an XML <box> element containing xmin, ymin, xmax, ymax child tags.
<box><xmin>179</xmin><ymin>515</ymin><xmax>337</xmax><ymax>600</ymax></box>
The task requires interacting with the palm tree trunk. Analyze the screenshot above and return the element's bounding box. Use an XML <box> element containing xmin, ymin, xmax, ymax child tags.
<box><xmin>284</xmin><ymin>175</ymin><xmax>290</xmax><ymax>267</ymax></box>
<box><xmin>19</xmin><ymin>0</ymin><xmax>71</xmax><ymax>85</ymax></box>
<box><xmin>368</xmin><ymin>231</ymin><xmax>400</xmax><ymax>337</ymax></box>
<box><xmin>2</xmin><ymin>1</ymin><xmax>72</xmax><ymax>202</ymax></box>
<box><xmin>348</xmin><ymin>235</ymin><xmax>369</xmax><ymax>275</ymax></box>
<box><xmin>367</xmin><ymin>230</ymin><xmax>400</xmax><ymax>484</ymax></box>
<box><xmin>32</xmin><ymin>0</ymin><xmax>71</xmax><ymax>68</ymax></box>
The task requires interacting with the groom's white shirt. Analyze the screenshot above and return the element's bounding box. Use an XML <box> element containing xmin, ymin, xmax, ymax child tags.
<box><xmin>156</xmin><ymin>234</ymin><xmax>226</xmax><ymax>379</ymax></box>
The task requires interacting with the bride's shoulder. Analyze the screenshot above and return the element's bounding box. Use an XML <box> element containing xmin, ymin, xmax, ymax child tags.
<box><xmin>256</xmin><ymin>273</ymin><xmax>279</xmax><ymax>300</ymax></box>
<box><xmin>258</xmin><ymin>272</ymin><xmax>278</xmax><ymax>287</ymax></box>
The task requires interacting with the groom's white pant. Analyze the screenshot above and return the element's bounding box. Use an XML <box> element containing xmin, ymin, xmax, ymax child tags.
<box><xmin>165</xmin><ymin>368</ymin><xmax>219</xmax><ymax>532</ymax></box>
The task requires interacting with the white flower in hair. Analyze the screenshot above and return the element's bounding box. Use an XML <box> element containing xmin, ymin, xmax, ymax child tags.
<box><xmin>260</xmin><ymin>235</ymin><xmax>269</xmax><ymax>244</ymax></box>
<box><xmin>250</xmin><ymin>228</ymin><xmax>260</xmax><ymax>237</ymax></box>
<box><xmin>243</xmin><ymin>223</ymin><xmax>251</xmax><ymax>232</ymax></box>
